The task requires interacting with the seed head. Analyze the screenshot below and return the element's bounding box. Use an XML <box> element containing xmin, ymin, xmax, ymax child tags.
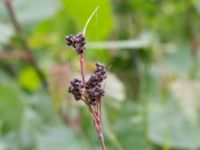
<box><xmin>68</xmin><ymin>78</ymin><xmax>84</xmax><ymax>100</ymax></box>
<box><xmin>87</xmin><ymin>84</ymin><xmax>105</xmax><ymax>106</ymax></box>
<box><xmin>65</xmin><ymin>33</ymin><xmax>86</xmax><ymax>54</ymax></box>
<box><xmin>85</xmin><ymin>63</ymin><xmax>106</xmax><ymax>106</ymax></box>
<box><xmin>85</xmin><ymin>63</ymin><xmax>106</xmax><ymax>89</ymax></box>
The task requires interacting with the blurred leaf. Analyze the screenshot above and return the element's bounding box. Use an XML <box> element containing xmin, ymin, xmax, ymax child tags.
<box><xmin>36</xmin><ymin>126</ymin><xmax>87</xmax><ymax>150</ymax></box>
<box><xmin>13</xmin><ymin>0</ymin><xmax>60</xmax><ymax>28</ymax></box>
<box><xmin>148</xmin><ymin>79</ymin><xmax>200</xmax><ymax>149</ymax></box>
<box><xmin>163</xmin><ymin>44</ymin><xmax>192</xmax><ymax>76</ymax></box>
<box><xmin>28</xmin><ymin>8</ymin><xmax>73</xmax><ymax>48</ymax></box>
<box><xmin>171</xmin><ymin>79</ymin><xmax>200</xmax><ymax>120</ymax></box>
<box><xmin>105</xmin><ymin>73</ymin><xmax>125</xmax><ymax>101</ymax></box>
<box><xmin>151</xmin><ymin>43</ymin><xmax>193</xmax><ymax>78</ymax></box>
<box><xmin>0</xmin><ymin>141</ymin><xmax>7</xmax><ymax>150</ymax></box>
<box><xmin>18</xmin><ymin>90</ymin><xmax>57</xmax><ymax>150</ymax></box>
<box><xmin>85</xmin><ymin>49</ymin><xmax>110</xmax><ymax>64</ymax></box>
<box><xmin>62</xmin><ymin>0</ymin><xmax>113</xmax><ymax>41</ymax></box>
<box><xmin>19</xmin><ymin>67</ymin><xmax>40</xmax><ymax>91</ymax></box>
<box><xmin>49</xmin><ymin>64</ymin><xmax>72</xmax><ymax>110</ymax></box>
<box><xmin>0</xmin><ymin>72</ymin><xmax>25</xmax><ymax>134</ymax></box>
<box><xmin>0</xmin><ymin>23</ymin><xmax>14</xmax><ymax>45</ymax></box>
<box><xmin>0</xmin><ymin>0</ymin><xmax>60</xmax><ymax>46</ymax></box>
<box><xmin>112</xmin><ymin>102</ymin><xmax>149</xmax><ymax>150</ymax></box>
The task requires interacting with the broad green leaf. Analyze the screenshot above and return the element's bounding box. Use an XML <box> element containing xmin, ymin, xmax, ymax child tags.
<box><xmin>62</xmin><ymin>0</ymin><xmax>113</xmax><ymax>41</ymax></box>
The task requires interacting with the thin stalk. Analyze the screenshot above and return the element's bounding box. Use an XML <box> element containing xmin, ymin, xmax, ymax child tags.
<box><xmin>98</xmin><ymin>100</ymin><xmax>105</xmax><ymax>150</ymax></box>
<box><xmin>79</xmin><ymin>53</ymin><xmax>85</xmax><ymax>84</ymax></box>
<box><xmin>4</xmin><ymin>0</ymin><xmax>47</xmax><ymax>87</ymax></box>
<box><xmin>82</xmin><ymin>97</ymin><xmax>99</xmax><ymax>123</ymax></box>
<box><xmin>97</xmin><ymin>103</ymin><xmax>100</xmax><ymax>121</ymax></box>
<box><xmin>99</xmin><ymin>100</ymin><xmax>102</xmax><ymax>132</ymax></box>
<box><xmin>90</xmin><ymin>107</ymin><xmax>99</xmax><ymax>123</ymax></box>
<box><xmin>91</xmin><ymin>110</ymin><xmax>106</xmax><ymax>150</ymax></box>
<box><xmin>82</xmin><ymin>6</ymin><xmax>99</xmax><ymax>35</ymax></box>
<box><xmin>77</xmin><ymin>6</ymin><xmax>106</xmax><ymax>150</ymax></box>
<box><xmin>96</xmin><ymin>124</ymin><xmax>106</xmax><ymax>150</ymax></box>
<box><xmin>98</xmin><ymin>133</ymin><xmax>106</xmax><ymax>150</ymax></box>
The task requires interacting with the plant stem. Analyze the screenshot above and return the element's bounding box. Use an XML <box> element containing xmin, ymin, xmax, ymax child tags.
<box><xmin>99</xmin><ymin>100</ymin><xmax>102</xmax><ymax>132</ymax></box>
<box><xmin>0</xmin><ymin>51</ymin><xmax>30</xmax><ymax>61</ymax></box>
<box><xmin>4</xmin><ymin>0</ymin><xmax>47</xmax><ymax>87</ymax></box>
<box><xmin>94</xmin><ymin>117</ymin><xmax>106</xmax><ymax>150</ymax></box>
<box><xmin>90</xmin><ymin>106</ymin><xmax>106</xmax><ymax>150</ymax></box>
<box><xmin>80</xmin><ymin>6</ymin><xmax>106</xmax><ymax>150</ymax></box>
<box><xmin>80</xmin><ymin>55</ymin><xmax>106</xmax><ymax>150</ymax></box>
<box><xmin>79</xmin><ymin>53</ymin><xmax>85</xmax><ymax>84</ymax></box>
<box><xmin>98</xmin><ymin>133</ymin><xmax>106</xmax><ymax>150</ymax></box>
<box><xmin>98</xmin><ymin>100</ymin><xmax>106</xmax><ymax>150</ymax></box>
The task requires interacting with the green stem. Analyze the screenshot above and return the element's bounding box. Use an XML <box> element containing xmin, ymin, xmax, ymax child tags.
<box><xmin>82</xmin><ymin>6</ymin><xmax>99</xmax><ymax>35</ymax></box>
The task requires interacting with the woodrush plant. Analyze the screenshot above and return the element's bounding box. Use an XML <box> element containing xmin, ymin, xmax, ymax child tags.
<box><xmin>65</xmin><ymin>7</ymin><xmax>107</xmax><ymax>150</ymax></box>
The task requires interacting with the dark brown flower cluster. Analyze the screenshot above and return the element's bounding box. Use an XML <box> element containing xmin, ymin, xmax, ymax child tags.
<box><xmin>68</xmin><ymin>63</ymin><xmax>106</xmax><ymax>106</ymax></box>
<box><xmin>85</xmin><ymin>63</ymin><xmax>106</xmax><ymax>106</ymax></box>
<box><xmin>65</xmin><ymin>33</ymin><xmax>86</xmax><ymax>54</ymax></box>
<box><xmin>86</xmin><ymin>84</ymin><xmax>105</xmax><ymax>106</ymax></box>
<box><xmin>68</xmin><ymin>78</ymin><xmax>84</xmax><ymax>100</ymax></box>
<box><xmin>85</xmin><ymin>63</ymin><xmax>106</xmax><ymax>89</ymax></box>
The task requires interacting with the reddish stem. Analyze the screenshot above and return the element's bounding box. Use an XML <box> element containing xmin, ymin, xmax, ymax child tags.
<box><xmin>79</xmin><ymin>53</ymin><xmax>85</xmax><ymax>84</ymax></box>
<box><xmin>98</xmin><ymin>133</ymin><xmax>106</xmax><ymax>150</ymax></box>
<box><xmin>91</xmin><ymin>108</ymin><xmax>106</xmax><ymax>150</ymax></box>
<box><xmin>79</xmin><ymin>50</ymin><xmax>106</xmax><ymax>150</ymax></box>
<box><xmin>99</xmin><ymin>99</ymin><xmax>102</xmax><ymax>132</ymax></box>
<box><xmin>91</xmin><ymin>107</ymin><xmax>99</xmax><ymax>123</ymax></box>
<box><xmin>4</xmin><ymin>0</ymin><xmax>47</xmax><ymax>87</ymax></box>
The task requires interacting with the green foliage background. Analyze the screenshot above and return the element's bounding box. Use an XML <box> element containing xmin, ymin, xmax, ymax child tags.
<box><xmin>0</xmin><ymin>0</ymin><xmax>200</xmax><ymax>150</ymax></box>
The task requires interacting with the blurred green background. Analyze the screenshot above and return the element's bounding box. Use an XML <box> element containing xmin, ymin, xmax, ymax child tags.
<box><xmin>0</xmin><ymin>0</ymin><xmax>200</xmax><ymax>150</ymax></box>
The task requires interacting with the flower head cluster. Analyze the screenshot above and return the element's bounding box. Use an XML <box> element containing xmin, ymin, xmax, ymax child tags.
<box><xmin>68</xmin><ymin>78</ymin><xmax>84</xmax><ymax>100</ymax></box>
<box><xmin>87</xmin><ymin>84</ymin><xmax>105</xmax><ymax>106</ymax></box>
<box><xmin>68</xmin><ymin>63</ymin><xmax>106</xmax><ymax>106</ymax></box>
<box><xmin>85</xmin><ymin>63</ymin><xmax>107</xmax><ymax>89</ymax></box>
<box><xmin>65</xmin><ymin>33</ymin><xmax>86</xmax><ymax>54</ymax></box>
<box><xmin>65</xmin><ymin>7</ymin><xmax>107</xmax><ymax>148</ymax></box>
<box><xmin>85</xmin><ymin>63</ymin><xmax>106</xmax><ymax>106</ymax></box>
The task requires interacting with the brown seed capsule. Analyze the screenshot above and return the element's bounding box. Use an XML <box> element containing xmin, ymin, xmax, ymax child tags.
<box><xmin>68</xmin><ymin>78</ymin><xmax>84</xmax><ymax>100</ymax></box>
<box><xmin>85</xmin><ymin>63</ymin><xmax>106</xmax><ymax>106</ymax></box>
<box><xmin>65</xmin><ymin>33</ymin><xmax>86</xmax><ymax>54</ymax></box>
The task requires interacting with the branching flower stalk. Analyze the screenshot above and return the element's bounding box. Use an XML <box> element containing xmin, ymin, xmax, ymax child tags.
<box><xmin>65</xmin><ymin>7</ymin><xmax>107</xmax><ymax>150</ymax></box>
